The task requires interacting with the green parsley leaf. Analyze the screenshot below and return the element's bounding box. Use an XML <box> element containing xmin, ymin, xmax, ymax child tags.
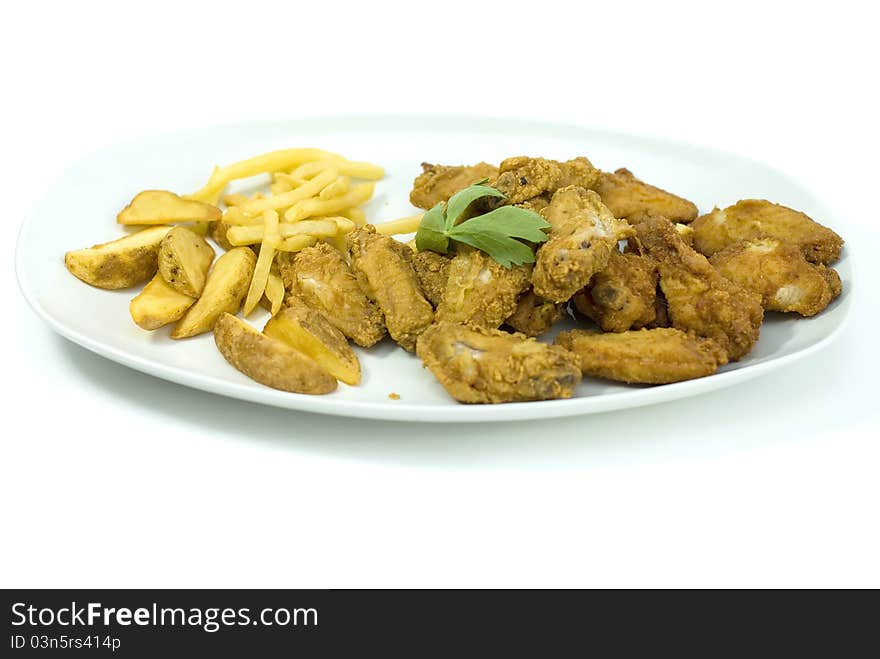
<box><xmin>448</xmin><ymin>206</ymin><xmax>551</xmax><ymax>244</ymax></box>
<box><xmin>444</xmin><ymin>182</ymin><xmax>506</xmax><ymax>230</ymax></box>
<box><xmin>448</xmin><ymin>230</ymin><xmax>538</xmax><ymax>268</ymax></box>
<box><xmin>414</xmin><ymin>202</ymin><xmax>449</xmax><ymax>254</ymax></box>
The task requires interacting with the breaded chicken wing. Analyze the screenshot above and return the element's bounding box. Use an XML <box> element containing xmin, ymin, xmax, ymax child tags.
<box><xmin>347</xmin><ymin>226</ymin><xmax>434</xmax><ymax>351</ymax></box>
<box><xmin>410</xmin><ymin>162</ymin><xmax>499</xmax><ymax>210</ymax></box>
<box><xmin>279</xmin><ymin>243</ymin><xmax>385</xmax><ymax>347</ymax></box>
<box><xmin>417</xmin><ymin>322</ymin><xmax>582</xmax><ymax>403</ymax></box>
<box><xmin>632</xmin><ymin>216</ymin><xmax>763</xmax><ymax>361</ymax></box>
<box><xmin>516</xmin><ymin>194</ymin><xmax>551</xmax><ymax>214</ymax></box>
<box><xmin>593</xmin><ymin>168</ymin><xmax>698</xmax><ymax>222</ymax></box>
<box><xmin>493</xmin><ymin>156</ymin><xmax>601</xmax><ymax>204</ymax></box>
<box><xmin>710</xmin><ymin>238</ymin><xmax>842</xmax><ymax>316</ymax></box>
<box><xmin>555</xmin><ymin>328</ymin><xmax>728</xmax><ymax>384</ymax></box>
<box><xmin>436</xmin><ymin>249</ymin><xmax>531</xmax><ymax>329</ymax></box>
<box><xmin>504</xmin><ymin>288</ymin><xmax>565</xmax><ymax>337</ymax></box>
<box><xmin>691</xmin><ymin>199</ymin><xmax>843</xmax><ymax>264</ymax></box>
<box><xmin>532</xmin><ymin>186</ymin><xmax>633</xmax><ymax>303</ymax></box>
<box><xmin>412</xmin><ymin>250</ymin><xmax>451</xmax><ymax>307</ymax></box>
<box><xmin>573</xmin><ymin>251</ymin><xmax>657</xmax><ymax>332</ymax></box>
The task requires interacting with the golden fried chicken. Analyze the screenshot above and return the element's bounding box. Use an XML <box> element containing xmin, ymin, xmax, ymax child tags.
<box><xmin>593</xmin><ymin>168</ymin><xmax>698</xmax><ymax>222</ymax></box>
<box><xmin>710</xmin><ymin>238</ymin><xmax>842</xmax><ymax>316</ymax></box>
<box><xmin>347</xmin><ymin>226</ymin><xmax>434</xmax><ymax>351</ymax></box>
<box><xmin>410</xmin><ymin>162</ymin><xmax>499</xmax><ymax>210</ymax></box>
<box><xmin>279</xmin><ymin>243</ymin><xmax>385</xmax><ymax>347</ymax></box>
<box><xmin>417</xmin><ymin>322</ymin><xmax>582</xmax><ymax>403</ymax></box>
<box><xmin>573</xmin><ymin>251</ymin><xmax>657</xmax><ymax>332</ymax></box>
<box><xmin>632</xmin><ymin>216</ymin><xmax>763</xmax><ymax>361</ymax></box>
<box><xmin>493</xmin><ymin>156</ymin><xmax>601</xmax><ymax>204</ymax></box>
<box><xmin>516</xmin><ymin>194</ymin><xmax>551</xmax><ymax>214</ymax></box>
<box><xmin>412</xmin><ymin>250</ymin><xmax>451</xmax><ymax>307</ymax></box>
<box><xmin>436</xmin><ymin>249</ymin><xmax>531</xmax><ymax>329</ymax></box>
<box><xmin>504</xmin><ymin>288</ymin><xmax>565</xmax><ymax>337</ymax></box>
<box><xmin>691</xmin><ymin>199</ymin><xmax>843</xmax><ymax>264</ymax></box>
<box><xmin>555</xmin><ymin>328</ymin><xmax>728</xmax><ymax>384</ymax></box>
<box><xmin>532</xmin><ymin>186</ymin><xmax>633</xmax><ymax>303</ymax></box>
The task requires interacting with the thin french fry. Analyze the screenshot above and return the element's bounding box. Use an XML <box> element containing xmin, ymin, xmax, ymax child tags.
<box><xmin>374</xmin><ymin>213</ymin><xmax>424</xmax><ymax>235</ymax></box>
<box><xmin>223</xmin><ymin>207</ymin><xmax>263</xmax><ymax>226</ymax></box>
<box><xmin>319</xmin><ymin>176</ymin><xmax>351</xmax><ymax>200</ymax></box>
<box><xmin>228</xmin><ymin>219</ymin><xmax>342</xmax><ymax>246</ymax></box>
<box><xmin>270</xmin><ymin>180</ymin><xmax>292</xmax><ymax>195</ymax></box>
<box><xmin>287</xmin><ymin>159</ymin><xmax>384</xmax><ymax>184</ymax></box>
<box><xmin>277</xmin><ymin>235</ymin><xmax>318</xmax><ymax>252</ymax></box>
<box><xmin>187</xmin><ymin>148</ymin><xmax>344</xmax><ymax>204</ymax></box>
<box><xmin>340</xmin><ymin>207</ymin><xmax>367</xmax><ymax>226</ymax></box>
<box><xmin>243</xmin><ymin>210</ymin><xmax>280</xmax><ymax>316</ymax></box>
<box><xmin>222</xmin><ymin>193</ymin><xmax>250</xmax><ymax>207</ymax></box>
<box><xmin>333</xmin><ymin>217</ymin><xmax>356</xmax><ymax>234</ymax></box>
<box><xmin>284</xmin><ymin>183</ymin><xmax>375</xmax><ymax>222</ymax></box>
<box><xmin>239</xmin><ymin>168</ymin><xmax>338</xmax><ymax>215</ymax></box>
<box><xmin>264</xmin><ymin>268</ymin><xmax>285</xmax><ymax>316</ymax></box>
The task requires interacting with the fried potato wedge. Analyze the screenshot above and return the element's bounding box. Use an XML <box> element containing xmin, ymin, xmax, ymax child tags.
<box><xmin>129</xmin><ymin>274</ymin><xmax>195</xmax><ymax>330</ymax></box>
<box><xmin>264</xmin><ymin>304</ymin><xmax>361</xmax><ymax>385</ymax></box>
<box><xmin>117</xmin><ymin>190</ymin><xmax>221</xmax><ymax>225</ymax></box>
<box><xmin>64</xmin><ymin>226</ymin><xmax>171</xmax><ymax>289</ymax></box>
<box><xmin>158</xmin><ymin>227</ymin><xmax>216</xmax><ymax>297</ymax></box>
<box><xmin>209</xmin><ymin>221</ymin><xmax>236</xmax><ymax>251</ymax></box>
<box><xmin>214</xmin><ymin>313</ymin><xmax>337</xmax><ymax>394</ymax></box>
<box><xmin>171</xmin><ymin>247</ymin><xmax>257</xmax><ymax>339</ymax></box>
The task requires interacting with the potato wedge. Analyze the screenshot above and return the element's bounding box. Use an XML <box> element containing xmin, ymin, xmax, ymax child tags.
<box><xmin>158</xmin><ymin>227</ymin><xmax>216</xmax><ymax>297</ymax></box>
<box><xmin>264</xmin><ymin>305</ymin><xmax>361</xmax><ymax>385</ymax></box>
<box><xmin>209</xmin><ymin>221</ymin><xmax>236</xmax><ymax>251</ymax></box>
<box><xmin>65</xmin><ymin>226</ymin><xmax>171</xmax><ymax>289</ymax></box>
<box><xmin>117</xmin><ymin>190</ymin><xmax>221</xmax><ymax>225</ymax></box>
<box><xmin>171</xmin><ymin>247</ymin><xmax>257</xmax><ymax>339</ymax></box>
<box><xmin>130</xmin><ymin>274</ymin><xmax>195</xmax><ymax>330</ymax></box>
<box><xmin>214</xmin><ymin>313</ymin><xmax>337</xmax><ymax>394</ymax></box>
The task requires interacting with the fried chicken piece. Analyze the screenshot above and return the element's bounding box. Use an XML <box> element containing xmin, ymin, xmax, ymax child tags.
<box><xmin>516</xmin><ymin>194</ymin><xmax>551</xmax><ymax>213</ymax></box>
<box><xmin>504</xmin><ymin>288</ymin><xmax>565</xmax><ymax>337</ymax></box>
<box><xmin>572</xmin><ymin>251</ymin><xmax>657</xmax><ymax>332</ymax></box>
<box><xmin>646</xmin><ymin>289</ymin><xmax>672</xmax><ymax>329</ymax></box>
<box><xmin>633</xmin><ymin>216</ymin><xmax>763</xmax><ymax>360</ymax></box>
<box><xmin>347</xmin><ymin>226</ymin><xmax>434</xmax><ymax>351</ymax></box>
<box><xmin>493</xmin><ymin>156</ymin><xmax>601</xmax><ymax>204</ymax></box>
<box><xmin>555</xmin><ymin>328</ymin><xmax>728</xmax><ymax>384</ymax></box>
<box><xmin>532</xmin><ymin>186</ymin><xmax>633</xmax><ymax>303</ymax></box>
<box><xmin>710</xmin><ymin>238</ymin><xmax>842</xmax><ymax>316</ymax></box>
<box><xmin>691</xmin><ymin>199</ymin><xmax>844</xmax><ymax>264</ymax></box>
<box><xmin>436</xmin><ymin>249</ymin><xmax>532</xmax><ymax>329</ymax></box>
<box><xmin>410</xmin><ymin>162</ymin><xmax>499</xmax><ymax>210</ymax></box>
<box><xmin>279</xmin><ymin>243</ymin><xmax>385</xmax><ymax>347</ymax></box>
<box><xmin>593</xmin><ymin>168</ymin><xmax>698</xmax><ymax>222</ymax></box>
<box><xmin>412</xmin><ymin>250</ymin><xmax>451</xmax><ymax>307</ymax></box>
<box><xmin>417</xmin><ymin>322</ymin><xmax>582</xmax><ymax>403</ymax></box>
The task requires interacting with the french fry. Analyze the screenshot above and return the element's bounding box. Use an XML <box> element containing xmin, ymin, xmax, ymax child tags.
<box><xmin>374</xmin><ymin>213</ymin><xmax>424</xmax><ymax>235</ymax></box>
<box><xmin>340</xmin><ymin>207</ymin><xmax>367</xmax><ymax>226</ymax></box>
<box><xmin>187</xmin><ymin>148</ymin><xmax>344</xmax><ymax>204</ymax></box>
<box><xmin>319</xmin><ymin>176</ymin><xmax>351</xmax><ymax>200</ymax></box>
<box><xmin>277</xmin><ymin>235</ymin><xmax>318</xmax><ymax>252</ymax></box>
<box><xmin>284</xmin><ymin>183</ymin><xmax>375</xmax><ymax>222</ymax></box>
<box><xmin>222</xmin><ymin>193</ymin><xmax>250</xmax><ymax>207</ymax></box>
<box><xmin>333</xmin><ymin>160</ymin><xmax>384</xmax><ymax>180</ymax></box>
<box><xmin>243</xmin><ymin>210</ymin><xmax>280</xmax><ymax>316</ymax></box>
<box><xmin>238</xmin><ymin>168</ymin><xmax>338</xmax><ymax>215</ymax></box>
<box><xmin>263</xmin><ymin>268</ymin><xmax>285</xmax><ymax>316</ymax></box>
<box><xmin>227</xmin><ymin>219</ymin><xmax>342</xmax><ymax>246</ymax></box>
<box><xmin>270</xmin><ymin>180</ymin><xmax>292</xmax><ymax>195</ymax></box>
<box><xmin>223</xmin><ymin>207</ymin><xmax>262</xmax><ymax>226</ymax></box>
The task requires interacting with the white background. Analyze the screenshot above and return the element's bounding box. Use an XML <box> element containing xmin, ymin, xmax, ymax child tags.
<box><xmin>2</xmin><ymin>0</ymin><xmax>878</xmax><ymax>588</ymax></box>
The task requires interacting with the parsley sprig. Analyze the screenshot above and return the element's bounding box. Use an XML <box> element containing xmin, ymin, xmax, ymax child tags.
<box><xmin>414</xmin><ymin>181</ymin><xmax>550</xmax><ymax>268</ymax></box>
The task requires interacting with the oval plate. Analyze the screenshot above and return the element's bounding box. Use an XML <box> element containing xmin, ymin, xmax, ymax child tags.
<box><xmin>16</xmin><ymin>116</ymin><xmax>852</xmax><ymax>422</ymax></box>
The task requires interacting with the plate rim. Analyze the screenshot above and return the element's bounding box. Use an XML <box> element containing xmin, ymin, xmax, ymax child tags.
<box><xmin>15</xmin><ymin>113</ymin><xmax>855</xmax><ymax>423</ymax></box>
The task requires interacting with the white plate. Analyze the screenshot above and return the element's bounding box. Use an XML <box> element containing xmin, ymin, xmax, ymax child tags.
<box><xmin>16</xmin><ymin>116</ymin><xmax>852</xmax><ymax>422</ymax></box>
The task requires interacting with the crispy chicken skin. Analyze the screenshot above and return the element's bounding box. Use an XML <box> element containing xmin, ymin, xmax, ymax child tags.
<box><xmin>412</xmin><ymin>250</ymin><xmax>451</xmax><ymax>307</ymax></box>
<box><xmin>410</xmin><ymin>162</ymin><xmax>499</xmax><ymax>210</ymax></box>
<box><xmin>505</xmin><ymin>289</ymin><xmax>565</xmax><ymax>337</ymax></box>
<box><xmin>710</xmin><ymin>238</ymin><xmax>842</xmax><ymax>316</ymax></box>
<box><xmin>555</xmin><ymin>328</ymin><xmax>728</xmax><ymax>384</ymax></box>
<box><xmin>632</xmin><ymin>216</ymin><xmax>763</xmax><ymax>361</ymax></box>
<box><xmin>573</xmin><ymin>251</ymin><xmax>658</xmax><ymax>332</ymax></box>
<box><xmin>436</xmin><ymin>249</ymin><xmax>531</xmax><ymax>329</ymax></box>
<box><xmin>532</xmin><ymin>186</ymin><xmax>633</xmax><ymax>303</ymax></box>
<box><xmin>691</xmin><ymin>199</ymin><xmax>843</xmax><ymax>264</ymax></box>
<box><xmin>347</xmin><ymin>226</ymin><xmax>434</xmax><ymax>351</ymax></box>
<box><xmin>516</xmin><ymin>194</ymin><xmax>551</xmax><ymax>214</ymax></box>
<box><xmin>278</xmin><ymin>244</ymin><xmax>385</xmax><ymax>347</ymax></box>
<box><xmin>417</xmin><ymin>322</ymin><xmax>582</xmax><ymax>403</ymax></box>
<box><xmin>493</xmin><ymin>156</ymin><xmax>601</xmax><ymax>204</ymax></box>
<box><xmin>593</xmin><ymin>168</ymin><xmax>698</xmax><ymax>223</ymax></box>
